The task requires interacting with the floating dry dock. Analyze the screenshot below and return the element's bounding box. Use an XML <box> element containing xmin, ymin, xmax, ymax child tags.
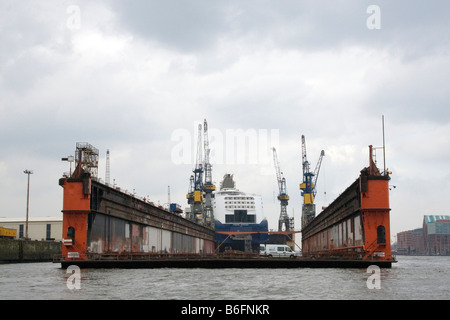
<box><xmin>55</xmin><ymin>142</ymin><xmax>395</xmax><ymax>269</ymax></box>
<box><xmin>301</xmin><ymin>145</ymin><xmax>395</xmax><ymax>265</ymax></box>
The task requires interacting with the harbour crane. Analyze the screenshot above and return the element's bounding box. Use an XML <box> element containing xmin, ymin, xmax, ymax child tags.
<box><xmin>272</xmin><ymin>147</ymin><xmax>294</xmax><ymax>231</ymax></box>
<box><xmin>186</xmin><ymin>124</ymin><xmax>204</xmax><ymax>223</ymax></box>
<box><xmin>299</xmin><ymin>135</ymin><xmax>324</xmax><ymax>229</ymax></box>
<box><xmin>203</xmin><ymin>119</ymin><xmax>215</xmax><ymax>228</ymax></box>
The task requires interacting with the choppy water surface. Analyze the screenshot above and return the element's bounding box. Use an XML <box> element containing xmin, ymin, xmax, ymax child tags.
<box><xmin>0</xmin><ymin>255</ymin><xmax>449</xmax><ymax>300</ymax></box>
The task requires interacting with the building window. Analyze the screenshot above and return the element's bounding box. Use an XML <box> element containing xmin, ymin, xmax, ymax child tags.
<box><xmin>46</xmin><ymin>224</ymin><xmax>51</xmax><ymax>240</ymax></box>
<box><xmin>19</xmin><ymin>224</ymin><xmax>24</xmax><ymax>238</ymax></box>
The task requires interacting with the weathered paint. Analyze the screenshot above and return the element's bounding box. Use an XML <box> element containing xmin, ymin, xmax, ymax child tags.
<box><xmin>59</xmin><ymin>174</ymin><xmax>215</xmax><ymax>262</ymax></box>
<box><xmin>60</xmin><ymin>177</ymin><xmax>89</xmax><ymax>260</ymax></box>
<box><xmin>360</xmin><ymin>177</ymin><xmax>391</xmax><ymax>260</ymax></box>
<box><xmin>301</xmin><ymin>147</ymin><xmax>393</xmax><ymax>262</ymax></box>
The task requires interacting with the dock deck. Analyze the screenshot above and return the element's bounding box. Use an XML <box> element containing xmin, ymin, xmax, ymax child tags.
<box><xmin>57</xmin><ymin>256</ymin><xmax>395</xmax><ymax>269</ymax></box>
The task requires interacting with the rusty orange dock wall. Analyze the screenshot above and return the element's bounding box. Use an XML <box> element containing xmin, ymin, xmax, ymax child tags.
<box><xmin>361</xmin><ymin>178</ymin><xmax>391</xmax><ymax>260</ymax></box>
<box><xmin>59</xmin><ymin>175</ymin><xmax>215</xmax><ymax>261</ymax></box>
<box><xmin>301</xmin><ymin>170</ymin><xmax>392</xmax><ymax>261</ymax></box>
<box><xmin>60</xmin><ymin>174</ymin><xmax>90</xmax><ymax>259</ymax></box>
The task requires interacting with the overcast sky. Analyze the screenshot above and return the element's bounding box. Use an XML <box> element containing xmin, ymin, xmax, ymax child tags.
<box><xmin>1</xmin><ymin>0</ymin><xmax>449</xmax><ymax>241</ymax></box>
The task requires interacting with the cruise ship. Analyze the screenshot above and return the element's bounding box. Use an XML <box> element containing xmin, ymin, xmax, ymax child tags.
<box><xmin>213</xmin><ymin>174</ymin><xmax>268</xmax><ymax>252</ymax></box>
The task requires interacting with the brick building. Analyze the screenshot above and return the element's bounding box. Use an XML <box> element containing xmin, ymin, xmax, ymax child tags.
<box><xmin>396</xmin><ymin>215</ymin><xmax>450</xmax><ymax>255</ymax></box>
<box><xmin>397</xmin><ymin>228</ymin><xmax>425</xmax><ymax>255</ymax></box>
<box><xmin>423</xmin><ymin>215</ymin><xmax>450</xmax><ymax>255</ymax></box>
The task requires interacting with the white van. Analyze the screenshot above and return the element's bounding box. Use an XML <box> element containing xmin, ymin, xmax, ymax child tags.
<box><xmin>260</xmin><ymin>244</ymin><xmax>299</xmax><ymax>258</ymax></box>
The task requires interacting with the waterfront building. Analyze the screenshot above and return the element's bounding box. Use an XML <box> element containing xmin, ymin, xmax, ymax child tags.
<box><xmin>397</xmin><ymin>228</ymin><xmax>425</xmax><ymax>255</ymax></box>
<box><xmin>423</xmin><ymin>215</ymin><xmax>450</xmax><ymax>255</ymax></box>
<box><xmin>0</xmin><ymin>217</ymin><xmax>62</xmax><ymax>241</ymax></box>
<box><xmin>397</xmin><ymin>215</ymin><xmax>450</xmax><ymax>255</ymax></box>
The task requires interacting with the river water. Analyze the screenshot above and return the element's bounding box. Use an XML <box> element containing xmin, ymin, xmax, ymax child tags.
<box><xmin>0</xmin><ymin>255</ymin><xmax>449</xmax><ymax>301</ymax></box>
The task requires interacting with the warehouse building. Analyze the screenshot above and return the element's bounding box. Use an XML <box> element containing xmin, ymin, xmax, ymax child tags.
<box><xmin>0</xmin><ymin>216</ymin><xmax>62</xmax><ymax>241</ymax></box>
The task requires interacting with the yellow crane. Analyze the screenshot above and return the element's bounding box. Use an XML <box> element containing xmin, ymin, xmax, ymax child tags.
<box><xmin>300</xmin><ymin>135</ymin><xmax>324</xmax><ymax>228</ymax></box>
<box><xmin>186</xmin><ymin>124</ymin><xmax>204</xmax><ymax>223</ymax></box>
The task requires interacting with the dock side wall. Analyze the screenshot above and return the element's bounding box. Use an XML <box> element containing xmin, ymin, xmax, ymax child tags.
<box><xmin>59</xmin><ymin>176</ymin><xmax>215</xmax><ymax>261</ymax></box>
<box><xmin>0</xmin><ymin>239</ymin><xmax>61</xmax><ymax>263</ymax></box>
<box><xmin>87</xmin><ymin>212</ymin><xmax>214</xmax><ymax>254</ymax></box>
<box><xmin>301</xmin><ymin>172</ymin><xmax>392</xmax><ymax>260</ymax></box>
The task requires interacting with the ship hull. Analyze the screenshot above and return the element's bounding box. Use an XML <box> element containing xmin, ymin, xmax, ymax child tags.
<box><xmin>214</xmin><ymin>220</ymin><xmax>269</xmax><ymax>252</ymax></box>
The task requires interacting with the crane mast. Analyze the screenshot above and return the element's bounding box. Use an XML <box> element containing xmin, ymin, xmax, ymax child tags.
<box><xmin>300</xmin><ymin>135</ymin><xmax>324</xmax><ymax>229</ymax></box>
<box><xmin>272</xmin><ymin>147</ymin><xmax>294</xmax><ymax>231</ymax></box>
<box><xmin>312</xmin><ymin>150</ymin><xmax>325</xmax><ymax>199</ymax></box>
<box><xmin>186</xmin><ymin>124</ymin><xmax>204</xmax><ymax>224</ymax></box>
<box><xmin>203</xmin><ymin>119</ymin><xmax>215</xmax><ymax>229</ymax></box>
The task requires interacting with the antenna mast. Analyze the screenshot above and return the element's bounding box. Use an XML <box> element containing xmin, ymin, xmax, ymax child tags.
<box><xmin>105</xmin><ymin>149</ymin><xmax>110</xmax><ymax>185</ymax></box>
<box><xmin>382</xmin><ymin>115</ymin><xmax>386</xmax><ymax>175</ymax></box>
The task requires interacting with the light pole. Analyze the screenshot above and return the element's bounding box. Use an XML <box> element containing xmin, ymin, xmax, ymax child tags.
<box><xmin>24</xmin><ymin>170</ymin><xmax>33</xmax><ymax>240</ymax></box>
<box><xmin>61</xmin><ymin>155</ymin><xmax>74</xmax><ymax>176</ymax></box>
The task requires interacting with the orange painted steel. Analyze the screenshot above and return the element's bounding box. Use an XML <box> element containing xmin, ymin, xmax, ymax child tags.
<box><xmin>360</xmin><ymin>175</ymin><xmax>391</xmax><ymax>260</ymax></box>
<box><xmin>301</xmin><ymin>145</ymin><xmax>393</xmax><ymax>262</ymax></box>
<box><xmin>60</xmin><ymin>177</ymin><xmax>90</xmax><ymax>260</ymax></box>
<box><xmin>58</xmin><ymin>158</ymin><xmax>216</xmax><ymax>262</ymax></box>
<box><xmin>214</xmin><ymin>230</ymin><xmax>302</xmax><ymax>253</ymax></box>
<box><xmin>215</xmin><ymin>231</ymin><xmax>301</xmax><ymax>235</ymax></box>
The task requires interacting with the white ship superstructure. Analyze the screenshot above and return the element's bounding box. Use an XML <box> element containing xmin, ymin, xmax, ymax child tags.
<box><xmin>213</xmin><ymin>174</ymin><xmax>264</xmax><ymax>224</ymax></box>
<box><xmin>213</xmin><ymin>174</ymin><xmax>268</xmax><ymax>252</ymax></box>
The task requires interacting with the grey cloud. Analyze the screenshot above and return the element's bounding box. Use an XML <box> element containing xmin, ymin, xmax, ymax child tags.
<box><xmin>109</xmin><ymin>0</ymin><xmax>230</xmax><ymax>52</ymax></box>
<box><xmin>1</xmin><ymin>0</ymin><xmax>449</xmax><ymax>235</ymax></box>
<box><xmin>107</xmin><ymin>0</ymin><xmax>450</xmax><ymax>56</ymax></box>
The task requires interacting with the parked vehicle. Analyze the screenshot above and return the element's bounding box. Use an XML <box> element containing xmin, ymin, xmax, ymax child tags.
<box><xmin>259</xmin><ymin>244</ymin><xmax>300</xmax><ymax>258</ymax></box>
